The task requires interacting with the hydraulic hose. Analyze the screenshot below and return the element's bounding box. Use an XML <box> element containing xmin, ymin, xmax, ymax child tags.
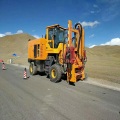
<box><xmin>74</xmin><ymin>23</ymin><xmax>82</xmax><ymax>57</ymax></box>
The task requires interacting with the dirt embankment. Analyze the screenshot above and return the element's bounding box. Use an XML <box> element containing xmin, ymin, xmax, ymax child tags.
<box><xmin>0</xmin><ymin>33</ymin><xmax>35</xmax><ymax>66</ymax></box>
<box><xmin>85</xmin><ymin>46</ymin><xmax>120</xmax><ymax>84</ymax></box>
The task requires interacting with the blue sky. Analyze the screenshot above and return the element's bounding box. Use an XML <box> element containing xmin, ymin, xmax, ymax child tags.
<box><xmin>0</xmin><ymin>0</ymin><xmax>120</xmax><ymax>48</ymax></box>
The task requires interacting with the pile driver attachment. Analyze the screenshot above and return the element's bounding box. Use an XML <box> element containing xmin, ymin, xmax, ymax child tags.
<box><xmin>64</xmin><ymin>20</ymin><xmax>87</xmax><ymax>83</ymax></box>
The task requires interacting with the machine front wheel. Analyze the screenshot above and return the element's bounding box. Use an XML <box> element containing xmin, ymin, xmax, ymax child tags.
<box><xmin>29</xmin><ymin>62</ymin><xmax>37</xmax><ymax>75</ymax></box>
<box><xmin>49</xmin><ymin>64</ymin><xmax>62</xmax><ymax>83</ymax></box>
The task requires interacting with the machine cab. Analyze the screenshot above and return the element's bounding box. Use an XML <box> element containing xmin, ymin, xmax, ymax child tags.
<box><xmin>46</xmin><ymin>24</ymin><xmax>67</xmax><ymax>48</ymax></box>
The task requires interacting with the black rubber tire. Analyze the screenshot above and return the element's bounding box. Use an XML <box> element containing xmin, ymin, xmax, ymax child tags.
<box><xmin>29</xmin><ymin>62</ymin><xmax>37</xmax><ymax>75</ymax></box>
<box><xmin>49</xmin><ymin>64</ymin><xmax>62</xmax><ymax>83</ymax></box>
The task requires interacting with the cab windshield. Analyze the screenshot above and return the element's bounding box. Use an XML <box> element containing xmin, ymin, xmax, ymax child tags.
<box><xmin>48</xmin><ymin>26</ymin><xmax>66</xmax><ymax>48</ymax></box>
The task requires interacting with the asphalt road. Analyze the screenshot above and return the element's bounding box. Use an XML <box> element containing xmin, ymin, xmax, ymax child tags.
<box><xmin>0</xmin><ymin>63</ymin><xmax>120</xmax><ymax>120</ymax></box>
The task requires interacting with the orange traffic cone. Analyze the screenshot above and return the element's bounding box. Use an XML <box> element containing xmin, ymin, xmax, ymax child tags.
<box><xmin>23</xmin><ymin>68</ymin><xmax>27</xmax><ymax>79</ymax></box>
<box><xmin>2</xmin><ymin>63</ymin><xmax>6</xmax><ymax>70</ymax></box>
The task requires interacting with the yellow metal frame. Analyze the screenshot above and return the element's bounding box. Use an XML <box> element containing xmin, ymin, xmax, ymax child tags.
<box><xmin>66</xmin><ymin>20</ymin><xmax>85</xmax><ymax>82</ymax></box>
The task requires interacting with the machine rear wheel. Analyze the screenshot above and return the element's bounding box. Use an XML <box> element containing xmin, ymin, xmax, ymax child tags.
<box><xmin>29</xmin><ymin>62</ymin><xmax>37</xmax><ymax>75</ymax></box>
<box><xmin>49</xmin><ymin>64</ymin><xmax>62</xmax><ymax>83</ymax></box>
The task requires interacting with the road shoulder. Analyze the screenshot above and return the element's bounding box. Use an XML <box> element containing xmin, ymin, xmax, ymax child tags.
<box><xmin>83</xmin><ymin>77</ymin><xmax>120</xmax><ymax>92</ymax></box>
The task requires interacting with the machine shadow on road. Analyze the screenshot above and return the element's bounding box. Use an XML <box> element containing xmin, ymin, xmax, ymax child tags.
<box><xmin>37</xmin><ymin>72</ymin><xmax>76</xmax><ymax>86</ymax></box>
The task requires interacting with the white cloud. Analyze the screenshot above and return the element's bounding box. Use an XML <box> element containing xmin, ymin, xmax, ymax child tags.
<box><xmin>33</xmin><ymin>35</ymin><xmax>40</xmax><ymax>39</ymax></box>
<box><xmin>16</xmin><ymin>30</ymin><xmax>23</xmax><ymax>34</ymax></box>
<box><xmin>0</xmin><ymin>34</ymin><xmax>5</xmax><ymax>37</ymax></box>
<box><xmin>89</xmin><ymin>34</ymin><xmax>94</xmax><ymax>38</ymax></box>
<box><xmin>101</xmin><ymin>38</ymin><xmax>120</xmax><ymax>46</ymax></box>
<box><xmin>32</xmin><ymin>30</ymin><xmax>36</xmax><ymax>32</ymax></box>
<box><xmin>93</xmin><ymin>4</ymin><xmax>98</xmax><ymax>8</ymax></box>
<box><xmin>5</xmin><ymin>32</ymin><xmax>12</xmax><ymax>35</ymax></box>
<box><xmin>89</xmin><ymin>45</ymin><xmax>96</xmax><ymax>48</ymax></box>
<box><xmin>89</xmin><ymin>38</ymin><xmax>120</xmax><ymax>48</ymax></box>
<box><xmin>90</xmin><ymin>11</ymin><xmax>95</xmax><ymax>14</ymax></box>
<box><xmin>81</xmin><ymin>21</ymin><xmax>100</xmax><ymax>27</ymax></box>
<box><xmin>0</xmin><ymin>30</ymin><xmax>24</xmax><ymax>37</ymax></box>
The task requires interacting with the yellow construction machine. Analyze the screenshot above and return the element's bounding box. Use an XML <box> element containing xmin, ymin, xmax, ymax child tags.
<box><xmin>28</xmin><ymin>20</ymin><xmax>87</xmax><ymax>84</ymax></box>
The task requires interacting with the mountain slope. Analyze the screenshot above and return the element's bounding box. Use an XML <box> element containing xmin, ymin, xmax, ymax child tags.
<box><xmin>0</xmin><ymin>33</ymin><xmax>35</xmax><ymax>65</ymax></box>
<box><xmin>86</xmin><ymin>45</ymin><xmax>120</xmax><ymax>57</ymax></box>
<box><xmin>85</xmin><ymin>46</ymin><xmax>120</xmax><ymax>83</ymax></box>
